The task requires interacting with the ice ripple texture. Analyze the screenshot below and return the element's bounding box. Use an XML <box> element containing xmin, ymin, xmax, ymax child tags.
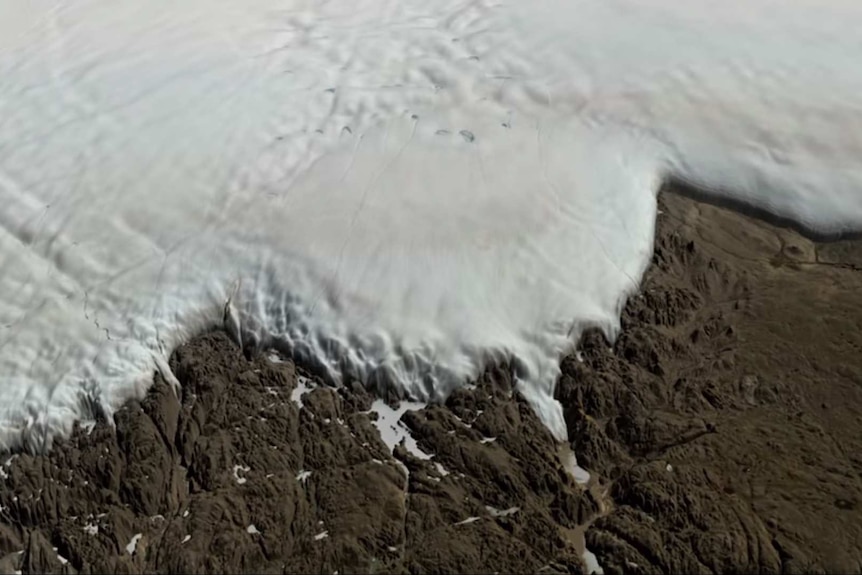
<box><xmin>1</xmin><ymin>0</ymin><xmax>862</xmax><ymax>449</ymax></box>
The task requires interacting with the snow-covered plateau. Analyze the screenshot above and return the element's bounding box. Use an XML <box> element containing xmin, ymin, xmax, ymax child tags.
<box><xmin>1</xmin><ymin>0</ymin><xmax>862</xmax><ymax>450</ymax></box>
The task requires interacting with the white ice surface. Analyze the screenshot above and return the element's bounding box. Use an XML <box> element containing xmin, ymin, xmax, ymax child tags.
<box><xmin>560</xmin><ymin>445</ymin><xmax>592</xmax><ymax>486</ymax></box>
<box><xmin>455</xmin><ymin>516</ymin><xmax>481</xmax><ymax>526</ymax></box>
<box><xmin>583</xmin><ymin>548</ymin><xmax>605</xmax><ymax>575</ymax></box>
<box><xmin>233</xmin><ymin>464</ymin><xmax>250</xmax><ymax>485</ymax></box>
<box><xmin>125</xmin><ymin>533</ymin><xmax>142</xmax><ymax>555</ymax></box>
<box><xmin>369</xmin><ymin>399</ymin><xmax>431</xmax><ymax>459</ymax></box>
<box><xmin>290</xmin><ymin>376</ymin><xmax>315</xmax><ymax>410</ymax></box>
<box><xmin>485</xmin><ymin>505</ymin><xmax>519</xmax><ymax>518</ymax></box>
<box><xmin>2</xmin><ymin>0</ymin><xmax>862</xmax><ymax>450</ymax></box>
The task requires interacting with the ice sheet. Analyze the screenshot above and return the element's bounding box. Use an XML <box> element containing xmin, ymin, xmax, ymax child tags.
<box><xmin>1</xmin><ymin>0</ymin><xmax>862</xmax><ymax>450</ymax></box>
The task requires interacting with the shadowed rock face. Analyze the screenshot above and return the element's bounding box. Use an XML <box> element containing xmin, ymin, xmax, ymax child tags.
<box><xmin>1</xmin><ymin>190</ymin><xmax>862</xmax><ymax>574</ymax></box>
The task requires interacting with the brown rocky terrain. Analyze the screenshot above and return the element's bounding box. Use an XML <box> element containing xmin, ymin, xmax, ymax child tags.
<box><xmin>0</xmin><ymin>335</ymin><xmax>598</xmax><ymax>575</ymax></box>
<box><xmin>1</xmin><ymin>188</ymin><xmax>861</xmax><ymax>574</ymax></box>
<box><xmin>562</xmin><ymin>188</ymin><xmax>862</xmax><ymax>574</ymax></box>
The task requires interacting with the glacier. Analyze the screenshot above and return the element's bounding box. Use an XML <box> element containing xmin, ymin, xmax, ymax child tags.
<box><xmin>1</xmin><ymin>0</ymin><xmax>862</xmax><ymax>450</ymax></box>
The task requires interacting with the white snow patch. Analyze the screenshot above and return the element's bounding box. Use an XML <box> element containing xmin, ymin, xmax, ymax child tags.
<box><xmin>455</xmin><ymin>516</ymin><xmax>481</xmax><ymax>526</ymax></box>
<box><xmin>125</xmin><ymin>533</ymin><xmax>142</xmax><ymax>555</ymax></box>
<box><xmin>182</xmin><ymin>509</ymin><xmax>190</xmax><ymax>518</ymax></box>
<box><xmin>247</xmin><ymin>524</ymin><xmax>261</xmax><ymax>535</ymax></box>
<box><xmin>583</xmin><ymin>548</ymin><xmax>604</xmax><ymax>575</ymax></box>
<box><xmin>666</xmin><ymin>463</ymin><xmax>674</xmax><ymax>473</ymax></box>
<box><xmin>2</xmin><ymin>0</ymin><xmax>862</xmax><ymax>451</ymax></box>
<box><xmin>181</xmin><ymin>535</ymin><xmax>191</xmax><ymax>544</ymax></box>
<box><xmin>233</xmin><ymin>465</ymin><xmax>250</xmax><ymax>485</ymax></box>
<box><xmin>0</xmin><ymin>461</ymin><xmax>14</xmax><ymax>480</ymax></box>
<box><xmin>291</xmin><ymin>377</ymin><xmax>315</xmax><ymax>410</ymax></box>
<box><xmin>451</xmin><ymin>414</ymin><xmax>471</xmax><ymax>429</ymax></box>
<box><xmin>560</xmin><ymin>446</ymin><xmax>591</xmax><ymax>485</ymax></box>
<box><xmin>296</xmin><ymin>470</ymin><xmax>312</xmax><ymax>483</ymax></box>
<box><xmin>479</xmin><ymin>437</ymin><xmax>497</xmax><ymax>445</ymax></box>
<box><xmin>369</xmin><ymin>400</ymin><xmax>432</xmax><ymax>460</ymax></box>
<box><xmin>83</xmin><ymin>523</ymin><xmax>98</xmax><ymax>536</ymax></box>
<box><xmin>485</xmin><ymin>506</ymin><xmax>519</xmax><ymax>517</ymax></box>
<box><xmin>434</xmin><ymin>462</ymin><xmax>450</xmax><ymax>477</ymax></box>
<box><xmin>314</xmin><ymin>531</ymin><xmax>329</xmax><ymax>541</ymax></box>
